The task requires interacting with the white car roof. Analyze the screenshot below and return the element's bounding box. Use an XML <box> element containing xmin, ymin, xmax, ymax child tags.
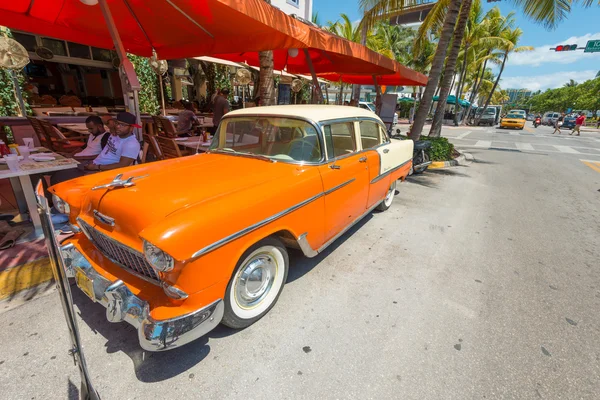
<box><xmin>226</xmin><ymin>105</ymin><xmax>382</xmax><ymax>123</ymax></box>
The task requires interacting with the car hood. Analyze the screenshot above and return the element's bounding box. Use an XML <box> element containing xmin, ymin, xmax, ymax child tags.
<box><xmin>58</xmin><ymin>153</ymin><xmax>298</xmax><ymax>251</ymax></box>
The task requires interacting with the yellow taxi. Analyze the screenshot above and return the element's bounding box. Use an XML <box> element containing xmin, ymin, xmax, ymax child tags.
<box><xmin>499</xmin><ymin>113</ymin><xmax>526</xmax><ymax>130</ymax></box>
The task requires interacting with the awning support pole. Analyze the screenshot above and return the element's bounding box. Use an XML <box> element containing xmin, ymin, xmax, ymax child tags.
<box><xmin>11</xmin><ymin>70</ymin><xmax>27</xmax><ymax>117</ymax></box>
<box><xmin>373</xmin><ymin>75</ymin><xmax>382</xmax><ymax>115</ymax></box>
<box><xmin>159</xmin><ymin>74</ymin><xmax>166</xmax><ymax>116</ymax></box>
<box><xmin>98</xmin><ymin>0</ymin><xmax>142</xmax><ymax>140</ymax></box>
<box><xmin>303</xmin><ymin>49</ymin><xmax>323</xmax><ymax>104</ymax></box>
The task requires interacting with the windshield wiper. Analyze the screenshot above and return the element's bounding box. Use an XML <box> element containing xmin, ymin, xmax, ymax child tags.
<box><xmin>210</xmin><ymin>148</ymin><xmax>275</xmax><ymax>163</ymax></box>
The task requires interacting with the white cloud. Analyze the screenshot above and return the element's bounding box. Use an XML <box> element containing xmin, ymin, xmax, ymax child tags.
<box><xmin>508</xmin><ymin>33</ymin><xmax>600</xmax><ymax>66</ymax></box>
<box><xmin>501</xmin><ymin>70</ymin><xmax>598</xmax><ymax>91</ymax></box>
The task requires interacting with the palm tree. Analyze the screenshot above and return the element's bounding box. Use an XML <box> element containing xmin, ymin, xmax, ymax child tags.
<box><xmin>258</xmin><ymin>0</ymin><xmax>275</xmax><ymax>105</ymax></box>
<box><xmin>476</xmin><ymin>27</ymin><xmax>532</xmax><ymax>124</ymax></box>
<box><xmin>462</xmin><ymin>7</ymin><xmax>512</xmax><ymax>125</ymax></box>
<box><xmin>360</xmin><ymin>0</ymin><xmax>462</xmax><ymax>140</ymax></box>
<box><xmin>564</xmin><ymin>79</ymin><xmax>578</xmax><ymax>87</ymax></box>
<box><xmin>491</xmin><ymin>89</ymin><xmax>509</xmax><ymax>104</ymax></box>
<box><xmin>429</xmin><ymin>0</ymin><xmax>473</xmax><ymax>137</ymax></box>
<box><xmin>512</xmin><ymin>0</ymin><xmax>597</xmax><ymax>29</ymax></box>
<box><xmin>312</xmin><ymin>11</ymin><xmax>321</xmax><ymax>27</ymax></box>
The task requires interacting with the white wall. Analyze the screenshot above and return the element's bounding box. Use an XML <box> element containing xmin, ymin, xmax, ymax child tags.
<box><xmin>271</xmin><ymin>0</ymin><xmax>312</xmax><ymax>21</ymax></box>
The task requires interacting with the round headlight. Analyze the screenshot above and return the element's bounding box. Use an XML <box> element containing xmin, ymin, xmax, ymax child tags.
<box><xmin>143</xmin><ymin>240</ymin><xmax>174</xmax><ymax>272</ymax></box>
<box><xmin>52</xmin><ymin>194</ymin><xmax>70</xmax><ymax>214</ymax></box>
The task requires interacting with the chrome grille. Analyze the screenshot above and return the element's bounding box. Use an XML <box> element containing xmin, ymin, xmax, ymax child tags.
<box><xmin>78</xmin><ymin>218</ymin><xmax>160</xmax><ymax>283</ymax></box>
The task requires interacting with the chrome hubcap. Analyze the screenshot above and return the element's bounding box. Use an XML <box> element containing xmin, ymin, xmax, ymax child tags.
<box><xmin>235</xmin><ymin>253</ymin><xmax>277</xmax><ymax>309</ymax></box>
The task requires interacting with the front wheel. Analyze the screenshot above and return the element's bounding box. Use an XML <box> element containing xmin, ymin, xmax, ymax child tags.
<box><xmin>376</xmin><ymin>180</ymin><xmax>397</xmax><ymax>211</ymax></box>
<box><xmin>222</xmin><ymin>238</ymin><xmax>289</xmax><ymax>329</ymax></box>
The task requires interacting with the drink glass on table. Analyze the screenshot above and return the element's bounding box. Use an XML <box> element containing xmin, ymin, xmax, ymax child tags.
<box><xmin>4</xmin><ymin>154</ymin><xmax>20</xmax><ymax>172</ymax></box>
<box><xmin>18</xmin><ymin>145</ymin><xmax>30</xmax><ymax>161</ymax></box>
<box><xmin>22</xmin><ymin>138</ymin><xmax>35</xmax><ymax>149</ymax></box>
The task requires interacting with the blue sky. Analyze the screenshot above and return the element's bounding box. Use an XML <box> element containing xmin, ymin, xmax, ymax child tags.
<box><xmin>313</xmin><ymin>1</ymin><xmax>600</xmax><ymax>91</ymax></box>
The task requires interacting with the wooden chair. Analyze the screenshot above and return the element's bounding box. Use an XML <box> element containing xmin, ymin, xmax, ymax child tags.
<box><xmin>26</xmin><ymin>117</ymin><xmax>53</xmax><ymax>150</ymax></box>
<box><xmin>40</xmin><ymin>95</ymin><xmax>57</xmax><ymax>105</ymax></box>
<box><xmin>59</xmin><ymin>95</ymin><xmax>82</xmax><ymax>107</ymax></box>
<box><xmin>151</xmin><ymin>115</ymin><xmax>165</xmax><ymax>135</ymax></box>
<box><xmin>142</xmin><ymin>133</ymin><xmax>163</xmax><ymax>162</ymax></box>
<box><xmin>155</xmin><ymin>116</ymin><xmax>189</xmax><ymax>138</ymax></box>
<box><xmin>155</xmin><ymin>136</ymin><xmax>191</xmax><ymax>159</ymax></box>
<box><xmin>37</xmin><ymin>119</ymin><xmax>86</xmax><ymax>153</ymax></box>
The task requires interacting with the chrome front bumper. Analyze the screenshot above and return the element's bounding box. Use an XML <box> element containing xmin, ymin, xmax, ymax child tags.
<box><xmin>60</xmin><ymin>243</ymin><xmax>224</xmax><ymax>352</ymax></box>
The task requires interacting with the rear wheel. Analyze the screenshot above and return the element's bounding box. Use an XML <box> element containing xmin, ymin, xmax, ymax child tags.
<box><xmin>376</xmin><ymin>180</ymin><xmax>397</xmax><ymax>211</ymax></box>
<box><xmin>413</xmin><ymin>152</ymin><xmax>430</xmax><ymax>174</ymax></box>
<box><xmin>222</xmin><ymin>238</ymin><xmax>289</xmax><ymax>329</ymax></box>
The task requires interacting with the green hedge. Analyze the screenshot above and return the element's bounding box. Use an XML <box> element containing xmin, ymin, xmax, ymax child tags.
<box><xmin>396</xmin><ymin>135</ymin><xmax>455</xmax><ymax>161</ymax></box>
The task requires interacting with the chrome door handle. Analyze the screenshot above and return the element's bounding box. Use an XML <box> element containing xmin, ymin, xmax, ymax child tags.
<box><xmin>383</xmin><ymin>149</ymin><xmax>389</xmax><ymax>154</ymax></box>
<box><xmin>359</xmin><ymin>156</ymin><xmax>367</xmax><ymax>163</ymax></box>
<box><xmin>330</xmin><ymin>164</ymin><xmax>341</xmax><ymax>169</ymax></box>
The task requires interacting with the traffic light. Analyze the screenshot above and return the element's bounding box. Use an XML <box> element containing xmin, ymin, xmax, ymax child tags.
<box><xmin>554</xmin><ymin>44</ymin><xmax>578</xmax><ymax>51</ymax></box>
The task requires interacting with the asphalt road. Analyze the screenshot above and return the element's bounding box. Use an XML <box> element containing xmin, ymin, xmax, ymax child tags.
<box><xmin>2</xmin><ymin>123</ymin><xmax>600</xmax><ymax>399</ymax></box>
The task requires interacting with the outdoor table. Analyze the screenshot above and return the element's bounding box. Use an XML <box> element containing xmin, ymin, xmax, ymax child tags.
<box><xmin>176</xmin><ymin>138</ymin><xmax>213</xmax><ymax>152</ymax></box>
<box><xmin>0</xmin><ymin>150</ymin><xmax>78</xmax><ymax>236</ymax></box>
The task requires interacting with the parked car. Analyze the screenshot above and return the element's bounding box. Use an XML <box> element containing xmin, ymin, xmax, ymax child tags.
<box><xmin>526</xmin><ymin>114</ymin><xmax>534</xmax><ymax>121</ymax></box>
<box><xmin>51</xmin><ymin>105</ymin><xmax>414</xmax><ymax>351</ymax></box>
<box><xmin>561</xmin><ymin>116</ymin><xmax>577</xmax><ymax>129</ymax></box>
<box><xmin>476</xmin><ymin>107</ymin><xmax>497</xmax><ymax>126</ymax></box>
<box><xmin>499</xmin><ymin>113</ymin><xmax>526</xmax><ymax>129</ymax></box>
<box><xmin>359</xmin><ymin>101</ymin><xmax>399</xmax><ymax>125</ymax></box>
<box><xmin>542</xmin><ymin>112</ymin><xmax>560</xmax><ymax>126</ymax></box>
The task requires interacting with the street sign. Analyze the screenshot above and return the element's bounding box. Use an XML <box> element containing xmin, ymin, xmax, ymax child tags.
<box><xmin>584</xmin><ymin>40</ymin><xmax>600</xmax><ymax>53</ymax></box>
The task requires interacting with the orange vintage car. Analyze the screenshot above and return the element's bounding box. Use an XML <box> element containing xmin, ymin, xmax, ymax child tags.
<box><xmin>50</xmin><ymin>105</ymin><xmax>414</xmax><ymax>351</ymax></box>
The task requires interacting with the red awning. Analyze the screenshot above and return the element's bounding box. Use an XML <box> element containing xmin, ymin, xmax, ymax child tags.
<box><xmin>0</xmin><ymin>0</ymin><xmax>398</xmax><ymax>76</ymax></box>
<box><xmin>318</xmin><ymin>70</ymin><xmax>429</xmax><ymax>87</ymax></box>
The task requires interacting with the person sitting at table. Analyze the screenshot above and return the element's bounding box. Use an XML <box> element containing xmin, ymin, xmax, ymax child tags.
<box><xmin>61</xmin><ymin>116</ymin><xmax>110</xmax><ymax>163</ymax></box>
<box><xmin>51</xmin><ymin>112</ymin><xmax>141</xmax><ymax>185</ymax></box>
<box><xmin>177</xmin><ymin>100</ymin><xmax>198</xmax><ymax>137</ymax></box>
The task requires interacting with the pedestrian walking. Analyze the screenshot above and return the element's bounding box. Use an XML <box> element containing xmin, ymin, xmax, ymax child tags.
<box><xmin>552</xmin><ymin>113</ymin><xmax>565</xmax><ymax>134</ymax></box>
<box><xmin>570</xmin><ymin>112</ymin><xmax>586</xmax><ymax>136</ymax></box>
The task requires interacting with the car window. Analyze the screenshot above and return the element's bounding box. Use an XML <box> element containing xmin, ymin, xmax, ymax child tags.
<box><xmin>323</xmin><ymin>122</ymin><xmax>356</xmax><ymax>159</ymax></box>
<box><xmin>359</xmin><ymin>121</ymin><xmax>382</xmax><ymax>149</ymax></box>
<box><xmin>210</xmin><ymin>117</ymin><xmax>322</xmax><ymax>163</ymax></box>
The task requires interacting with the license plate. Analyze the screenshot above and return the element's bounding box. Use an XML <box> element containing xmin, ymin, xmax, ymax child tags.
<box><xmin>75</xmin><ymin>270</ymin><xmax>95</xmax><ymax>302</ymax></box>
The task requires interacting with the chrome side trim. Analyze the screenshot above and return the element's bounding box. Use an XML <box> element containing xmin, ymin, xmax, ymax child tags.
<box><xmin>297</xmin><ymin>201</ymin><xmax>381</xmax><ymax>258</ymax></box>
<box><xmin>191</xmin><ymin>178</ymin><xmax>356</xmax><ymax>259</ymax></box>
<box><xmin>324</xmin><ymin>178</ymin><xmax>355</xmax><ymax>195</ymax></box>
<box><xmin>370</xmin><ymin>160</ymin><xmax>411</xmax><ymax>184</ymax></box>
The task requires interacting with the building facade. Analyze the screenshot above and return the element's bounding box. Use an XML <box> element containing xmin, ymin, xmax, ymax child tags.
<box><xmin>271</xmin><ymin>0</ymin><xmax>312</xmax><ymax>21</ymax></box>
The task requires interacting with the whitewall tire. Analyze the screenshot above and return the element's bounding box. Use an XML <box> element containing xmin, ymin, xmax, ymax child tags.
<box><xmin>222</xmin><ymin>237</ymin><xmax>289</xmax><ymax>329</ymax></box>
<box><xmin>376</xmin><ymin>180</ymin><xmax>397</xmax><ymax>211</ymax></box>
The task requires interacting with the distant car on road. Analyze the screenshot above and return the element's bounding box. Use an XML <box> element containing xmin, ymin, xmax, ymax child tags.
<box><xmin>526</xmin><ymin>114</ymin><xmax>534</xmax><ymax>121</ymax></box>
<box><xmin>542</xmin><ymin>112</ymin><xmax>560</xmax><ymax>126</ymax></box>
<box><xmin>476</xmin><ymin>107</ymin><xmax>498</xmax><ymax>126</ymax></box>
<box><xmin>359</xmin><ymin>101</ymin><xmax>399</xmax><ymax>125</ymax></box>
<box><xmin>500</xmin><ymin>113</ymin><xmax>526</xmax><ymax>130</ymax></box>
<box><xmin>561</xmin><ymin>116</ymin><xmax>577</xmax><ymax>129</ymax></box>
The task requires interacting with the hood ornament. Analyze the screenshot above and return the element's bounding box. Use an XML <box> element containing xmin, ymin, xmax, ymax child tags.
<box><xmin>92</xmin><ymin>174</ymin><xmax>135</xmax><ymax>191</ymax></box>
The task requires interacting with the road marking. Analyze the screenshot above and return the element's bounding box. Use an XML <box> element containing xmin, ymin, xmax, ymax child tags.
<box><xmin>475</xmin><ymin>140</ymin><xmax>491</xmax><ymax>148</ymax></box>
<box><xmin>456</xmin><ymin>130</ymin><xmax>472</xmax><ymax>139</ymax></box>
<box><xmin>509</xmin><ymin>132</ymin><xmax>519</xmax><ymax>136</ymax></box>
<box><xmin>581</xmin><ymin>160</ymin><xmax>600</xmax><ymax>173</ymax></box>
<box><xmin>554</xmin><ymin>145</ymin><xmax>580</xmax><ymax>154</ymax></box>
<box><xmin>523</xmin><ymin>126</ymin><xmax>535</xmax><ymax>133</ymax></box>
<box><xmin>516</xmin><ymin>143</ymin><xmax>534</xmax><ymax>151</ymax></box>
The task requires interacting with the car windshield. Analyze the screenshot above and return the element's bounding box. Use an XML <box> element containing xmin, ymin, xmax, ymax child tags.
<box><xmin>484</xmin><ymin>109</ymin><xmax>496</xmax><ymax>115</ymax></box>
<box><xmin>362</xmin><ymin>103</ymin><xmax>376</xmax><ymax>112</ymax></box>
<box><xmin>209</xmin><ymin>116</ymin><xmax>322</xmax><ymax>163</ymax></box>
<box><xmin>506</xmin><ymin>114</ymin><xmax>523</xmax><ymax>119</ymax></box>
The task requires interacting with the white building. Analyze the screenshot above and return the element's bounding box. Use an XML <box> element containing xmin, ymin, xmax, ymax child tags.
<box><xmin>271</xmin><ymin>0</ymin><xmax>313</xmax><ymax>21</ymax></box>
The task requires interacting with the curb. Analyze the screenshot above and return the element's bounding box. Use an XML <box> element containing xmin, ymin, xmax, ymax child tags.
<box><xmin>429</xmin><ymin>152</ymin><xmax>472</xmax><ymax>169</ymax></box>
<box><xmin>0</xmin><ymin>257</ymin><xmax>53</xmax><ymax>301</ymax></box>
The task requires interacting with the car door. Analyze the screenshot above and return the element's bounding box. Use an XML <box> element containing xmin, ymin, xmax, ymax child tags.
<box><xmin>318</xmin><ymin>120</ymin><xmax>369</xmax><ymax>241</ymax></box>
<box><xmin>358</xmin><ymin>120</ymin><xmax>391</xmax><ymax>209</ymax></box>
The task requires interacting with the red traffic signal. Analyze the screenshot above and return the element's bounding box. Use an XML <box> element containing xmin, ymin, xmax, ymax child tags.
<box><xmin>554</xmin><ymin>44</ymin><xmax>578</xmax><ymax>51</ymax></box>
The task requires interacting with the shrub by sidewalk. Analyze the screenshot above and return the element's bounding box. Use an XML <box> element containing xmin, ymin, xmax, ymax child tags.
<box><xmin>396</xmin><ymin>135</ymin><xmax>456</xmax><ymax>161</ymax></box>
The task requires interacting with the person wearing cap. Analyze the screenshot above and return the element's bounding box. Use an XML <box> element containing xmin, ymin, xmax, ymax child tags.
<box><xmin>50</xmin><ymin>112</ymin><xmax>141</xmax><ymax>185</ymax></box>
<box><xmin>85</xmin><ymin>111</ymin><xmax>141</xmax><ymax>171</ymax></box>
